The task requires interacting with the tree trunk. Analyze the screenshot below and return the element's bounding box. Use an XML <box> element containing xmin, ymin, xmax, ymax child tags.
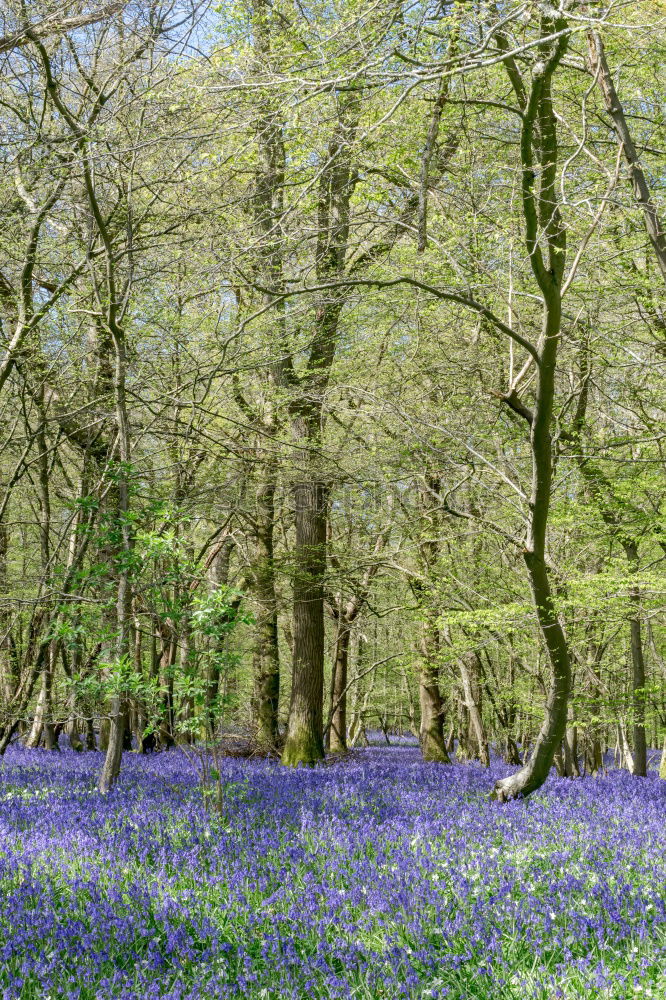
<box><xmin>158</xmin><ymin>629</ymin><xmax>177</xmax><ymax>749</ymax></box>
<box><xmin>418</xmin><ymin>615</ymin><xmax>450</xmax><ymax>763</ymax></box>
<box><xmin>131</xmin><ymin>617</ymin><xmax>145</xmax><ymax>751</ymax></box>
<box><xmin>629</xmin><ymin>611</ymin><xmax>647</xmax><ymax>777</ymax></box>
<box><xmin>585</xmin><ymin>641</ymin><xmax>605</xmax><ymax>776</ymax></box>
<box><xmin>252</xmin><ymin>468</ymin><xmax>280</xmax><ymax>749</ymax></box>
<box><xmin>327</xmin><ymin>527</ymin><xmax>388</xmax><ymax>753</ymax></box>
<box><xmin>0</xmin><ymin>524</ymin><xmax>17</xmax><ymax>714</ymax></box>
<box><xmin>587</xmin><ymin>29</ymin><xmax>666</xmax><ymax>285</ymax></box>
<box><xmin>626</xmin><ymin>551</ymin><xmax>647</xmax><ymax>777</ymax></box>
<box><xmin>181</xmin><ymin>624</ymin><xmax>196</xmax><ymax>744</ymax></box>
<box><xmin>617</xmin><ymin>719</ymin><xmax>634</xmax><ymax>773</ymax></box>
<box><xmin>348</xmin><ymin>635</ymin><xmax>371</xmax><ymax>748</ymax></box>
<box><xmin>459</xmin><ymin>651</ymin><xmax>489</xmax><ymax>766</ymax></box>
<box><xmin>85</xmin><ymin>717</ymin><xmax>97</xmax><ymax>751</ymax></box>
<box><xmin>98</xmin><ymin>323</ymin><xmax>133</xmax><ymax>792</ymax></box>
<box><xmin>563</xmin><ymin>703</ymin><xmax>580</xmax><ymax>778</ymax></box>
<box><xmin>62</xmin><ymin>627</ymin><xmax>84</xmax><ymax>752</ymax></box>
<box><xmin>25</xmin><ymin>681</ymin><xmax>46</xmax><ymax>748</ymax></box>
<box><xmin>493</xmin><ymin>17</ymin><xmax>571</xmax><ymax>800</ymax></box>
<box><xmin>329</xmin><ymin>623</ymin><xmax>350</xmax><ymax>753</ymax></box>
<box><xmin>282</xmin><ymin>475</ymin><xmax>327</xmax><ymax>765</ymax></box>
<box><xmin>282</xmin><ymin>89</ymin><xmax>359</xmax><ymax>766</ymax></box>
<box><xmin>494</xmin><ymin>555</ymin><xmax>571</xmax><ymax>799</ymax></box>
<box><xmin>586</xmin><ymin>738</ymin><xmax>603</xmax><ymax>777</ymax></box>
<box><xmin>419</xmin><ymin>671</ymin><xmax>450</xmax><ymax>762</ymax></box>
<box><xmin>99</xmin><ymin>715</ymin><xmax>110</xmax><ymax>752</ymax></box>
<box><xmin>204</xmin><ymin>537</ymin><xmax>233</xmax><ymax>739</ymax></box>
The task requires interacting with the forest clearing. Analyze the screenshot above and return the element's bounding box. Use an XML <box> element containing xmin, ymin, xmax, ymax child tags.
<box><xmin>0</xmin><ymin>0</ymin><xmax>665</xmax><ymax>996</ymax></box>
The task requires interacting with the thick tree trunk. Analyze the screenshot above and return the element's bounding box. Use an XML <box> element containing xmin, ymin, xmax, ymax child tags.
<box><xmin>419</xmin><ymin>671</ymin><xmax>450</xmax><ymax>762</ymax></box>
<box><xmin>418</xmin><ymin>616</ymin><xmax>450</xmax><ymax>763</ymax></box>
<box><xmin>246</xmin><ymin>1</ymin><xmax>288</xmax><ymax>750</ymax></box>
<box><xmin>99</xmin><ymin>714</ymin><xmax>110</xmax><ymax>752</ymax></box>
<box><xmin>26</xmin><ymin>407</ymin><xmax>58</xmax><ymax>751</ymax></box>
<box><xmin>282</xmin><ymin>88</ymin><xmax>359</xmax><ymax>767</ymax></box>
<box><xmin>98</xmin><ymin>693</ymin><xmax>124</xmax><ymax>791</ymax></box>
<box><xmin>412</xmin><ymin>472</ymin><xmax>450</xmax><ymax>764</ymax></box>
<box><xmin>252</xmin><ymin>469</ymin><xmax>280</xmax><ymax>749</ymax></box>
<box><xmin>85</xmin><ymin>718</ymin><xmax>97</xmax><ymax>751</ymax></box>
<box><xmin>586</xmin><ymin>737</ymin><xmax>603</xmax><ymax>776</ymax></box>
<box><xmin>282</xmin><ymin>476</ymin><xmax>326</xmax><ymax>765</ymax></box>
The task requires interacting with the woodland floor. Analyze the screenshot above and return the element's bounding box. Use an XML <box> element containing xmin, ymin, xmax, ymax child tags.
<box><xmin>0</xmin><ymin>742</ymin><xmax>664</xmax><ymax>999</ymax></box>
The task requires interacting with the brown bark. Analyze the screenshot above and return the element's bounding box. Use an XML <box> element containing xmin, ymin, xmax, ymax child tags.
<box><xmin>419</xmin><ymin>673</ymin><xmax>449</xmax><ymax>762</ymax></box>
<box><xmin>418</xmin><ymin>616</ymin><xmax>450</xmax><ymax>763</ymax></box>
<box><xmin>282</xmin><ymin>90</ymin><xmax>360</xmax><ymax>766</ymax></box>
<box><xmin>282</xmin><ymin>475</ymin><xmax>327</xmax><ymax>765</ymax></box>
<box><xmin>251</xmin><ymin>469</ymin><xmax>280</xmax><ymax>749</ymax></box>
<box><xmin>232</xmin><ymin>1</ymin><xmax>288</xmax><ymax>751</ymax></box>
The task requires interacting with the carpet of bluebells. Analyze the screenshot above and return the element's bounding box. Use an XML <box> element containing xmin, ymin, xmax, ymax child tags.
<box><xmin>0</xmin><ymin>742</ymin><xmax>664</xmax><ymax>1000</ymax></box>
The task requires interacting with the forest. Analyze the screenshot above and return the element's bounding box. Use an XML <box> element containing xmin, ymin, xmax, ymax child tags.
<box><xmin>0</xmin><ymin>1</ymin><xmax>664</xmax><ymax>997</ymax></box>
